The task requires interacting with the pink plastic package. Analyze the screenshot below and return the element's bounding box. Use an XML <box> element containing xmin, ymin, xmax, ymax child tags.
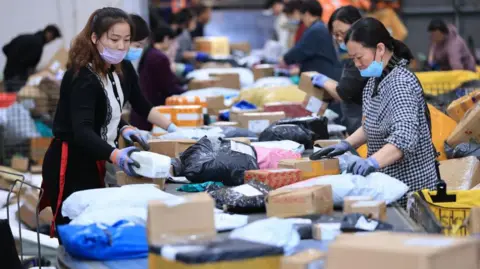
<box><xmin>254</xmin><ymin>146</ymin><xmax>301</xmax><ymax>169</ymax></box>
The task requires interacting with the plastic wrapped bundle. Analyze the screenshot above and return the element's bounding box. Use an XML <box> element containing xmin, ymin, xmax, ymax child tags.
<box><xmin>272</xmin><ymin>116</ymin><xmax>329</xmax><ymax>141</ymax></box>
<box><xmin>259</xmin><ymin>124</ymin><xmax>315</xmax><ymax>149</ymax></box>
<box><xmin>179</xmin><ymin>137</ymin><xmax>259</xmax><ymax>186</ymax></box>
<box><xmin>208</xmin><ymin>180</ymin><xmax>272</xmax><ymax>213</ymax></box>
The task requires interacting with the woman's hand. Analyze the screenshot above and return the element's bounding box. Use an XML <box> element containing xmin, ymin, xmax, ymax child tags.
<box><xmin>347</xmin><ymin>157</ymin><xmax>380</xmax><ymax>176</ymax></box>
<box><xmin>120</xmin><ymin>125</ymin><xmax>150</xmax><ymax>150</ymax></box>
<box><xmin>110</xmin><ymin>146</ymin><xmax>141</xmax><ymax>177</ymax></box>
<box><xmin>310</xmin><ymin>141</ymin><xmax>353</xmax><ymax>160</ymax></box>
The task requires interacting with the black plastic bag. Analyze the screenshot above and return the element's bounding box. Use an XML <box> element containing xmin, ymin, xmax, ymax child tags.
<box><xmin>0</xmin><ymin>219</ymin><xmax>22</xmax><ymax>269</ymax></box>
<box><xmin>444</xmin><ymin>142</ymin><xmax>480</xmax><ymax>159</ymax></box>
<box><xmin>220</xmin><ymin>126</ymin><xmax>257</xmax><ymax>138</ymax></box>
<box><xmin>259</xmin><ymin>124</ymin><xmax>315</xmax><ymax>149</ymax></box>
<box><xmin>271</xmin><ymin>116</ymin><xmax>329</xmax><ymax>140</ymax></box>
<box><xmin>171</xmin><ymin>158</ymin><xmax>183</xmax><ymax>177</ymax></box>
<box><xmin>207</xmin><ymin>180</ymin><xmax>272</xmax><ymax>213</ymax></box>
<box><xmin>179</xmin><ymin>136</ymin><xmax>259</xmax><ymax>186</ymax></box>
<box><xmin>340</xmin><ymin>213</ymin><xmax>393</xmax><ymax>232</ymax></box>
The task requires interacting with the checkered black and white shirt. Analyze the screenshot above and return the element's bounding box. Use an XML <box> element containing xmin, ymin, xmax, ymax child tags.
<box><xmin>363</xmin><ymin>56</ymin><xmax>438</xmax><ymax>207</ymax></box>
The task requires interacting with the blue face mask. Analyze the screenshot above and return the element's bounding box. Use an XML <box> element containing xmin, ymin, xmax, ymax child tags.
<box><xmin>124</xmin><ymin>47</ymin><xmax>143</xmax><ymax>61</ymax></box>
<box><xmin>339</xmin><ymin>42</ymin><xmax>347</xmax><ymax>51</ymax></box>
<box><xmin>359</xmin><ymin>53</ymin><xmax>384</xmax><ymax>78</ymax></box>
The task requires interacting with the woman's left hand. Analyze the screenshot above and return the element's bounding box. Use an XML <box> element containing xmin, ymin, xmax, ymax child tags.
<box><xmin>121</xmin><ymin>125</ymin><xmax>150</xmax><ymax>150</ymax></box>
<box><xmin>347</xmin><ymin>157</ymin><xmax>380</xmax><ymax>176</ymax></box>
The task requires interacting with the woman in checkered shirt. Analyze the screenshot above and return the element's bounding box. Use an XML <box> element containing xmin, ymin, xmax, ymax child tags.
<box><xmin>311</xmin><ymin>17</ymin><xmax>438</xmax><ymax>207</ymax></box>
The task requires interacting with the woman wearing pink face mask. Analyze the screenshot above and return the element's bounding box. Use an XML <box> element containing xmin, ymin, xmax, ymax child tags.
<box><xmin>40</xmin><ymin>7</ymin><xmax>175</xmax><ymax>240</ymax></box>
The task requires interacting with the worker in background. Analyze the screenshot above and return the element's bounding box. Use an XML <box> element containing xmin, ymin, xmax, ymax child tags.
<box><xmin>281</xmin><ymin>0</ymin><xmax>342</xmax><ymax>80</ymax></box>
<box><xmin>2</xmin><ymin>25</ymin><xmax>61</xmax><ymax>92</ymax></box>
<box><xmin>367</xmin><ymin>1</ymin><xmax>407</xmax><ymax>41</ymax></box>
<box><xmin>312</xmin><ymin>5</ymin><xmax>367</xmax><ymax>134</ymax></box>
<box><xmin>40</xmin><ymin>8</ymin><xmax>177</xmax><ymax>239</ymax></box>
<box><xmin>283</xmin><ymin>0</ymin><xmax>303</xmax><ymax>49</ymax></box>
<box><xmin>191</xmin><ymin>4</ymin><xmax>212</xmax><ymax>38</ymax></box>
<box><xmin>132</xmin><ymin>22</ymin><xmax>186</xmax><ymax>131</ymax></box>
<box><xmin>427</xmin><ymin>18</ymin><xmax>476</xmax><ymax>72</ymax></box>
<box><xmin>175</xmin><ymin>8</ymin><xmax>210</xmax><ymax>64</ymax></box>
<box><xmin>124</xmin><ymin>14</ymin><xmax>151</xmax><ymax>71</ymax></box>
<box><xmin>312</xmin><ymin>17</ymin><xmax>438</xmax><ymax>208</ymax></box>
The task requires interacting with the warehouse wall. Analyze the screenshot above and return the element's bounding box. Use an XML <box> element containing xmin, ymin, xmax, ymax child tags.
<box><xmin>0</xmin><ymin>0</ymin><xmax>148</xmax><ymax>80</ymax></box>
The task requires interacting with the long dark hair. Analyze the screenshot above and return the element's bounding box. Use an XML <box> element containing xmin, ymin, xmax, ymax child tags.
<box><xmin>328</xmin><ymin>5</ymin><xmax>362</xmax><ymax>33</ymax></box>
<box><xmin>345</xmin><ymin>17</ymin><xmax>413</xmax><ymax>62</ymax></box>
<box><xmin>68</xmin><ymin>7</ymin><xmax>134</xmax><ymax>77</ymax></box>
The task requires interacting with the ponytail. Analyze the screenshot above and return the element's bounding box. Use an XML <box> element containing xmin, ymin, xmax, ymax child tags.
<box><xmin>391</xmin><ymin>39</ymin><xmax>414</xmax><ymax>63</ymax></box>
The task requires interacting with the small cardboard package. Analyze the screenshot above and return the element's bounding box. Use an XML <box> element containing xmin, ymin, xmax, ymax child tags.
<box><xmin>210</xmin><ymin>73</ymin><xmax>241</xmax><ymax>90</ymax></box>
<box><xmin>446</xmin><ymin>104</ymin><xmax>480</xmax><ymax>147</ymax></box>
<box><xmin>244</xmin><ymin>169</ymin><xmax>302</xmax><ymax>189</ymax></box>
<box><xmin>439</xmin><ymin>156</ymin><xmax>480</xmax><ymax>190</ymax></box>
<box><xmin>147</xmin><ymin>193</ymin><xmax>216</xmax><ymax>246</ymax></box>
<box><xmin>11</xmin><ymin>156</ymin><xmax>29</xmax><ymax>172</ymax></box>
<box><xmin>349</xmin><ymin>200</ymin><xmax>387</xmax><ymax>221</ymax></box>
<box><xmin>229</xmin><ymin>108</ymin><xmax>263</xmax><ymax>122</ymax></box>
<box><xmin>264</xmin><ymin>102</ymin><xmax>311</xmax><ymax>118</ymax></box>
<box><xmin>298</xmin><ymin>72</ymin><xmax>331</xmax><ymax>101</ymax></box>
<box><xmin>194</xmin><ymin>37</ymin><xmax>230</xmax><ymax>57</ymax></box>
<box><xmin>312</xmin><ymin>223</ymin><xmax>342</xmax><ymax>241</ymax></box>
<box><xmin>188</xmin><ymin>78</ymin><xmax>222</xmax><ymax>90</ymax></box>
<box><xmin>206</xmin><ymin>95</ymin><xmax>228</xmax><ymax>115</ymax></box>
<box><xmin>326</xmin><ymin>232</ymin><xmax>479</xmax><ymax>269</ymax></box>
<box><xmin>253</xmin><ymin>64</ymin><xmax>275</xmax><ymax>81</ymax></box>
<box><xmin>314</xmin><ymin>140</ymin><xmax>342</xmax><ymax>148</ymax></box>
<box><xmin>278</xmin><ymin>158</ymin><xmax>340</xmax><ymax>180</ymax></box>
<box><xmin>155</xmin><ymin>105</ymin><xmax>203</xmax><ymax>127</ymax></box>
<box><xmin>148</xmin><ymin>139</ymin><xmax>196</xmax><ymax>158</ymax></box>
<box><xmin>237</xmin><ymin>111</ymin><xmax>286</xmax><ymax>133</ymax></box>
<box><xmin>302</xmin><ymin>95</ymin><xmax>329</xmax><ymax>115</ymax></box>
<box><xmin>266</xmin><ymin>185</ymin><xmax>333</xmax><ymax>218</ymax></box>
<box><xmin>116</xmin><ymin>171</ymin><xmax>166</xmax><ymax>190</ymax></box>
<box><xmin>17</xmin><ymin>189</ymin><xmax>53</xmax><ymax>229</ymax></box>
<box><xmin>44</xmin><ymin>48</ymin><xmax>68</xmax><ymax>75</ymax></box>
<box><xmin>343</xmin><ymin>196</ymin><xmax>374</xmax><ymax>213</ymax></box>
<box><xmin>446</xmin><ymin>90</ymin><xmax>480</xmax><ymax>122</ymax></box>
<box><xmin>30</xmin><ymin>137</ymin><xmax>52</xmax><ymax>165</ymax></box>
<box><xmin>281</xmin><ymin>249</ymin><xmax>326</xmax><ymax>269</ymax></box>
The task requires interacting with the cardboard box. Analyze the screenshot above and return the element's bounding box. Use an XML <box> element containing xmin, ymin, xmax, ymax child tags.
<box><xmin>264</xmin><ymin>102</ymin><xmax>311</xmax><ymax>118</ymax></box>
<box><xmin>237</xmin><ymin>111</ymin><xmax>286</xmax><ymax>133</ymax></box>
<box><xmin>209</xmin><ymin>121</ymin><xmax>239</xmax><ymax>127</ymax></box>
<box><xmin>349</xmin><ymin>200</ymin><xmax>387</xmax><ymax>221</ymax></box>
<box><xmin>447</xmin><ymin>90</ymin><xmax>480</xmax><ymax>122</ymax></box>
<box><xmin>30</xmin><ymin>165</ymin><xmax>42</xmax><ymax>174</ymax></box>
<box><xmin>312</xmin><ymin>223</ymin><xmax>342</xmax><ymax>241</ymax></box>
<box><xmin>266</xmin><ymin>185</ymin><xmax>333</xmax><ymax>218</ymax></box>
<box><xmin>17</xmin><ymin>189</ymin><xmax>53</xmax><ymax>229</ymax></box>
<box><xmin>229</xmin><ymin>108</ymin><xmax>263</xmax><ymax>122</ymax></box>
<box><xmin>468</xmin><ymin>207</ymin><xmax>480</xmax><ymax>235</ymax></box>
<box><xmin>302</xmin><ymin>95</ymin><xmax>329</xmax><ymax>115</ymax></box>
<box><xmin>298</xmin><ymin>72</ymin><xmax>331</xmax><ymax>101</ymax></box>
<box><xmin>278</xmin><ymin>158</ymin><xmax>340</xmax><ymax>180</ymax></box>
<box><xmin>44</xmin><ymin>48</ymin><xmax>68</xmax><ymax>75</ymax></box>
<box><xmin>206</xmin><ymin>95</ymin><xmax>228</xmax><ymax>115</ymax></box>
<box><xmin>230</xmin><ymin>42</ymin><xmax>251</xmax><ymax>53</ymax></box>
<box><xmin>188</xmin><ymin>78</ymin><xmax>222</xmax><ymax>90</ymax></box>
<box><xmin>439</xmin><ymin>156</ymin><xmax>480</xmax><ymax>190</ymax></box>
<box><xmin>343</xmin><ymin>196</ymin><xmax>374</xmax><ymax>213</ymax></box>
<box><xmin>314</xmin><ymin>140</ymin><xmax>342</xmax><ymax>148</ymax></box>
<box><xmin>210</xmin><ymin>73</ymin><xmax>241</xmax><ymax>90</ymax></box>
<box><xmin>446</xmin><ymin>104</ymin><xmax>480</xmax><ymax>147</ymax></box>
<box><xmin>253</xmin><ymin>64</ymin><xmax>275</xmax><ymax>81</ymax></box>
<box><xmin>194</xmin><ymin>37</ymin><xmax>230</xmax><ymax>57</ymax></box>
<box><xmin>30</xmin><ymin>137</ymin><xmax>52</xmax><ymax>165</ymax></box>
<box><xmin>281</xmin><ymin>249</ymin><xmax>326</xmax><ymax>269</ymax></box>
<box><xmin>116</xmin><ymin>171</ymin><xmax>166</xmax><ymax>190</ymax></box>
<box><xmin>148</xmin><ymin>139</ymin><xmax>196</xmax><ymax>158</ymax></box>
<box><xmin>147</xmin><ymin>193</ymin><xmax>216</xmax><ymax>246</ymax></box>
<box><xmin>155</xmin><ymin>105</ymin><xmax>203</xmax><ymax>127</ymax></box>
<box><xmin>326</xmin><ymin>232</ymin><xmax>479</xmax><ymax>269</ymax></box>
<box><xmin>245</xmin><ymin>169</ymin><xmax>302</xmax><ymax>189</ymax></box>
<box><xmin>11</xmin><ymin>156</ymin><xmax>29</xmax><ymax>172</ymax></box>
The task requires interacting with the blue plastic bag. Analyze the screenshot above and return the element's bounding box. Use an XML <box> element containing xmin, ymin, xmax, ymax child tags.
<box><xmin>232</xmin><ymin>100</ymin><xmax>257</xmax><ymax>111</ymax></box>
<box><xmin>58</xmin><ymin>220</ymin><xmax>148</xmax><ymax>260</ymax></box>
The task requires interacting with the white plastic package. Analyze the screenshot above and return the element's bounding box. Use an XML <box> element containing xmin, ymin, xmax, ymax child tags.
<box><xmin>252</xmin><ymin>77</ymin><xmax>293</xmax><ymax>88</ymax></box>
<box><xmin>130</xmin><ymin>151</ymin><xmax>171</xmax><ymax>178</ymax></box>
<box><xmin>229</xmin><ymin>218</ymin><xmax>300</xmax><ymax>255</ymax></box>
<box><xmin>328</xmin><ymin>124</ymin><xmax>347</xmax><ymax>135</ymax></box>
<box><xmin>251</xmin><ymin>140</ymin><xmax>305</xmax><ymax>154</ymax></box>
<box><xmin>323</xmin><ymin>109</ymin><xmax>339</xmax><ymax>122</ymax></box>
<box><xmin>69</xmin><ymin>206</ymin><xmax>147</xmax><ymax>226</ymax></box>
<box><xmin>186</xmin><ymin>68</ymin><xmax>254</xmax><ymax>89</ymax></box>
<box><xmin>279</xmin><ymin>172</ymin><xmax>409</xmax><ymax>206</ymax></box>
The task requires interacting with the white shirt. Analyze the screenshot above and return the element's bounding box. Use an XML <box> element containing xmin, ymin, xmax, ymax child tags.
<box><xmin>102</xmin><ymin>72</ymin><xmax>124</xmax><ymax>147</ymax></box>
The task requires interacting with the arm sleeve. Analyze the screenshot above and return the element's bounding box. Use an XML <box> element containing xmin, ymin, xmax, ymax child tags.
<box><xmin>70</xmin><ymin>75</ymin><xmax>116</xmax><ymax>160</ymax></box>
<box><xmin>336</xmin><ymin>60</ymin><xmax>368</xmax><ymax>103</ymax></box>
<box><xmin>384</xmin><ymin>78</ymin><xmax>420</xmax><ymax>158</ymax></box>
<box><xmin>447</xmin><ymin>40</ymin><xmax>466</xmax><ymax>70</ymax></box>
<box><xmin>283</xmin><ymin>28</ymin><xmax>317</xmax><ymax>65</ymax></box>
<box><xmin>123</xmin><ymin>61</ymin><xmax>153</xmax><ymax>119</ymax></box>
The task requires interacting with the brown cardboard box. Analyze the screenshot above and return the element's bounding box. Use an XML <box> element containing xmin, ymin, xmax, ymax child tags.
<box><xmin>446</xmin><ymin>104</ymin><xmax>480</xmax><ymax>147</ymax></box>
<box><xmin>266</xmin><ymin>185</ymin><xmax>333</xmax><ymax>218</ymax></box>
<box><xmin>210</xmin><ymin>73</ymin><xmax>241</xmax><ymax>90</ymax></box>
<box><xmin>30</xmin><ymin>137</ymin><xmax>52</xmax><ymax>165</ymax></box>
<box><xmin>326</xmin><ymin>232</ymin><xmax>479</xmax><ymax>269</ymax></box>
<box><xmin>230</xmin><ymin>42</ymin><xmax>251</xmax><ymax>53</ymax></box>
<box><xmin>147</xmin><ymin>193</ymin><xmax>216</xmax><ymax>245</ymax></box>
<box><xmin>230</xmin><ymin>108</ymin><xmax>263</xmax><ymax>122</ymax></box>
<box><xmin>281</xmin><ymin>249</ymin><xmax>326</xmax><ymax>269</ymax></box>
<box><xmin>237</xmin><ymin>111</ymin><xmax>286</xmax><ymax>133</ymax></box>
<box><xmin>245</xmin><ymin>169</ymin><xmax>303</xmax><ymax>189</ymax></box>
<box><xmin>206</xmin><ymin>95</ymin><xmax>228</xmax><ymax>115</ymax></box>
<box><xmin>343</xmin><ymin>196</ymin><xmax>374</xmax><ymax>213</ymax></box>
<box><xmin>148</xmin><ymin>139</ymin><xmax>196</xmax><ymax>158</ymax></box>
<box><xmin>44</xmin><ymin>48</ymin><xmax>68</xmax><ymax>75</ymax></box>
<box><xmin>312</xmin><ymin>223</ymin><xmax>342</xmax><ymax>240</ymax></box>
<box><xmin>303</xmin><ymin>95</ymin><xmax>329</xmax><ymax>115</ymax></box>
<box><xmin>349</xmin><ymin>200</ymin><xmax>387</xmax><ymax>221</ymax></box>
<box><xmin>468</xmin><ymin>207</ymin><xmax>480</xmax><ymax>235</ymax></box>
<box><xmin>253</xmin><ymin>64</ymin><xmax>275</xmax><ymax>81</ymax></box>
<box><xmin>439</xmin><ymin>156</ymin><xmax>480</xmax><ymax>190</ymax></box>
<box><xmin>194</xmin><ymin>37</ymin><xmax>230</xmax><ymax>57</ymax></box>
<box><xmin>209</xmin><ymin>121</ymin><xmax>240</xmax><ymax>127</ymax></box>
<box><xmin>314</xmin><ymin>140</ymin><xmax>342</xmax><ymax>148</ymax></box>
<box><xmin>278</xmin><ymin>158</ymin><xmax>340</xmax><ymax>180</ymax></box>
<box><xmin>30</xmin><ymin>165</ymin><xmax>42</xmax><ymax>174</ymax></box>
<box><xmin>188</xmin><ymin>78</ymin><xmax>222</xmax><ymax>90</ymax></box>
<box><xmin>298</xmin><ymin>72</ymin><xmax>331</xmax><ymax>101</ymax></box>
<box><xmin>17</xmin><ymin>189</ymin><xmax>53</xmax><ymax>229</ymax></box>
<box><xmin>116</xmin><ymin>171</ymin><xmax>166</xmax><ymax>190</ymax></box>
<box><xmin>11</xmin><ymin>156</ymin><xmax>29</xmax><ymax>172</ymax></box>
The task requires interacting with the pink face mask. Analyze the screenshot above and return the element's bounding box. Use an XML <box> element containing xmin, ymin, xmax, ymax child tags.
<box><xmin>99</xmin><ymin>45</ymin><xmax>127</xmax><ymax>64</ymax></box>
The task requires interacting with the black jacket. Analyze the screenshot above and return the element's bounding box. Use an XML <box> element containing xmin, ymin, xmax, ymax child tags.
<box><xmin>3</xmin><ymin>31</ymin><xmax>45</xmax><ymax>80</ymax></box>
<box><xmin>337</xmin><ymin>59</ymin><xmax>369</xmax><ymax>105</ymax></box>
<box><xmin>52</xmin><ymin>61</ymin><xmax>152</xmax><ymax>161</ymax></box>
